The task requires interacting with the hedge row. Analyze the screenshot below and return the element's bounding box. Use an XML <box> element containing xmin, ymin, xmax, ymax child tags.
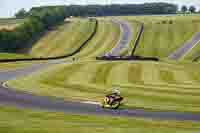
<box><xmin>0</xmin><ymin>6</ymin><xmax>67</xmax><ymax>52</ymax></box>
<box><xmin>32</xmin><ymin>3</ymin><xmax>178</xmax><ymax>17</ymax></box>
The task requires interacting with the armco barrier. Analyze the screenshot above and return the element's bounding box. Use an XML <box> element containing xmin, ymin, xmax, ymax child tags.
<box><xmin>96</xmin><ymin>56</ymin><xmax>159</xmax><ymax>61</ymax></box>
<box><xmin>131</xmin><ymin>22</ymin><xmax>144</xmax><ymax>56</ymax></box>
<box><xmin>0</xmin><ymin>19</ymin><xmax>98</xmax><ymax>63</ymax></box>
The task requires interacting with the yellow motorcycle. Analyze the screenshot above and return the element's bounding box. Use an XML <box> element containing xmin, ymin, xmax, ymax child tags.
<box><xmin>101</xmin><ymin>94</ymin><xmax>123</xmax><ymax>109</ymax></box>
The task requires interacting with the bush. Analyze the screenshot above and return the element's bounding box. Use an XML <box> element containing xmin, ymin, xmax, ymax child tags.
<box><xmin>0</xmin><ymin>7</ymin><xmax>66</xmax><ymax>52</ymax></box>
<box><xmin>162</xmin><ymin>20</ymin><xmax>167</xmax><ymax>24</ymax></box>
<box><xmin>169</xmin><ymin>20</ymin><xmax>173</xmax><ymax>24</ymax></box>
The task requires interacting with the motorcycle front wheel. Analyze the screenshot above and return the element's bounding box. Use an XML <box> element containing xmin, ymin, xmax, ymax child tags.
<box><xmin>111</xmin><ymin>101</ymin><xmax>120</xmax><ymax>109</ymax></box>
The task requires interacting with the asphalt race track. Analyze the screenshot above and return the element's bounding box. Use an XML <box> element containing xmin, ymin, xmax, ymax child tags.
<box><xmin>105</xmin><ymin>19</ymin><xmax>133</xmax><ymax>56</ymax></box>
<box><xmin>168</xmin><ymin>32</ymin><xmax>200</xmax><ymax>60</ymax></box>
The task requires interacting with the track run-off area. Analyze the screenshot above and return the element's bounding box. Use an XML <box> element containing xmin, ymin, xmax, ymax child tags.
<box><xmin>1</xmin><ymin>18</ymin><xmax>200</xmax><ymax>123</ymax></box>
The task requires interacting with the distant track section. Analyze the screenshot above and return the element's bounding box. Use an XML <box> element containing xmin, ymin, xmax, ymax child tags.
<box><xmin>105</xmin><ymin>19</ymin><xmax>132</xmax><ymax>56</ymax></box>
<box><xmin>168</xmin><ymin>32</ymin><xmax>200</xmax><ymax>60</ymax></box>
<box><xmin>97</xmin><ymin>21</ymin><xmax>159</xmax><ymax>61</ymax></box>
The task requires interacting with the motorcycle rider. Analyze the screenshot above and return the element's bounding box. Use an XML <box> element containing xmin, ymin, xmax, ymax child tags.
<box><xmin>106</xmin><ymin>88</ymin><xmax>121</xmax><ymax>105</ymax></box>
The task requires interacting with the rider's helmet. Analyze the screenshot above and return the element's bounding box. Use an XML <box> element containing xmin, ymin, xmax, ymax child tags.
<box><xmin>112</xmin><ymin>87</ymin><xmax>121</xmax><ymax>95</ymax></box>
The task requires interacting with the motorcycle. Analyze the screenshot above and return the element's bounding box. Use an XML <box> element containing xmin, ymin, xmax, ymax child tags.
<box><xmin>101</xmin><ymin>94</ymin><xmax>124</xmax><ymax>109</ymax></box>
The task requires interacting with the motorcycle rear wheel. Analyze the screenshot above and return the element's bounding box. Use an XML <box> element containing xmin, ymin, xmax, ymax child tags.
<box><xmin>101</xmin><ymin>97</ymin><xmax>108</xmax><ymax>108</ymax></box>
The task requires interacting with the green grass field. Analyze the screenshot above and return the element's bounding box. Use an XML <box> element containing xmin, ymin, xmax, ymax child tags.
<box><xmin>0</xmin><ymin>53</ymin><xmax>31</xmax><ymax>60</ymax></box>
<box><xmin>0</xmin><ymin>53</ymin><xmax>33</xmax><ymax>71</ymax></box>
<box><xmin>0</xmin><ymin>106</ymin><xmax>200</xmax><ymax>133</ymax></box>
<box><xmin>122</xmin><ymin>15</ymin><xmax>200</xmax><ymax>59</ymax></box>
<box><xmin>7</xmin><ymin>60</ymin><xmax>200</xmax><ymax>113</ymax></box>
<box><xmin>3</xmin><ymin>15</ymin><xmax>200</xmax><ymax>132</ymax></box>
<box><xmin>184</xmin><ymin>41</ymin><xmax>200</xmax><ymax>61</ymax></box>
<box><xmin>30</xmin><ymin>19</ymin><xmax>96</xmax><ymax>58</ymax></box>
<box><xmin>73</xmin><ymin>19</ymin><xmax>120</xmax><ymax>59</ymax></box>
<box><xmin>0</xmin><ymin>62</ymin><xmax>33</xmax><ymax>71</ymax></box>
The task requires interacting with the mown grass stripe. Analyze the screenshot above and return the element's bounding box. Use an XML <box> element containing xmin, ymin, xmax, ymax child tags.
<box><xmin>173</xmin><ymin>70</ymin><xmax>197</xmax><ymax>84</ymax></box>
<box><xmin>73</xmin><ymin>20</ymin><xmax>120</xmax><ymax>59</ymax></box>
<box><xmin>92</xmin><ymin>63</ymin><xmax>114</xmax><ymax>85</ymax></box>
<box><xmin>141</xmin><ymin>62</ymin><xmax>161</xmax><ymax>84</ymax></box>
<box><xmin>129</xmin><ymin>15</ymin><xmax>200</xmax><ymax>59</ymax></box>
<box><xmin>76</xmin><ymin>20</ymin><xmax>109</xmax><ymax>58</ymax></box>
<box><xmin>30</xmin><ymin>20</ymin><xmax>96</xmax><ymax>58</ymax></box>
<box><xmin>107</xmin><ymin>62</ymin><xmax>129</xmax><ymax>85</ymax></box>
<box><xmin>67</xmin><ymin>63</ymin><xmax>103</xmax><ymax>84</ymax></box>
<box><xmin>159</xmin><ymin>69</ymin><xmax>176</xmax><ymax>84</ymax></box>
<box><xmin>38</xmin><ymin>62</ymin><xmax>85</xmax><ymax>86</ymax></box>
<box><xmin>120</xmin><ymin>83</ymin><xmax>200</xmax><ymax>97</ymax></box>
<box><xmin>128</xmin><ymin>63</ymin><xmax>142</xmax><ymax>83</ymax></box>
<box><xmin>31</xmin><ymin>22</ymin><xmax>77</xmax><ymax>57</ymax></box>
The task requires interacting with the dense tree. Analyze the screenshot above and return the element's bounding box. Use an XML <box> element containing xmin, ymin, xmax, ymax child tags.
<box><xmin>181</xmin><ymin>5</ymin><xmax>188</xmax><ymax>13</ymax></box>
<box><xmin>0</xmin><ymin>6</ymin><xmax>66</xmax><ymax>52</ymax></box>
<box><xmin>15</xmin><ymin>8</ymin><xmax>28</xmax><ymax>18</ymax></box>
<box><xmin>189</xmin><ymin>6</ymin><xmax>196</xmax><ymax>13</ymax></box>
<box><xmin>31</xmin><ymin>3</ymin><xmax>178</xmax><ymax>17</ymax></box>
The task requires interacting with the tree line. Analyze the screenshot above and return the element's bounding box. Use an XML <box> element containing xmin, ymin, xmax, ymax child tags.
<box><xmin>30</xmin><ymin>3</ymin><xmax>178</xmax><ymax>17</ymax></box>
<box><xmin>0</xmin><ymin>6</ymin><xmax>67</xmax><ymax>52</ymax></box>
<box><xmin>181</xmin><ymin>5</ymin><xmax>198</xmax><ymax>14</ymax></box>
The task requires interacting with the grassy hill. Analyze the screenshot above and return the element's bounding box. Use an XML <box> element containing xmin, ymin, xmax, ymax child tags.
<box><xmin>30</xmin><ymin>19</ymin><xmax>96</xmax><ymax>58</ymax></box>
<box><xmin>73</xmin><ymin>19</ymin><xmax>121</xmax><ymax>59</ymax></box>
<box><xmin>122</xmin><ymin>15</ymin><xmax>200</xmax><ymax>59</ymax></box>
<box><xmin>0</xmin><ymin>18</ymin><xmax>122</xmax><ymax>60</ymax></box>
<box><xmin>8</xmin><ymin>60</ymin><xmax>200</xmax><ymax>113</ymax></box>
<box><xmin>0</xmin><ymin>18</ymin><xmax>97</xmax><ymax>59</ymax></box>
<box><xmin>6</xmin><ymin>16</ymin><xmax>200</xmax><ymax>113</ymax></box>
<box><xmin>2</xmin><ymin>15</ymin><xmax>200</xmax><ymax>132</ymax></box>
